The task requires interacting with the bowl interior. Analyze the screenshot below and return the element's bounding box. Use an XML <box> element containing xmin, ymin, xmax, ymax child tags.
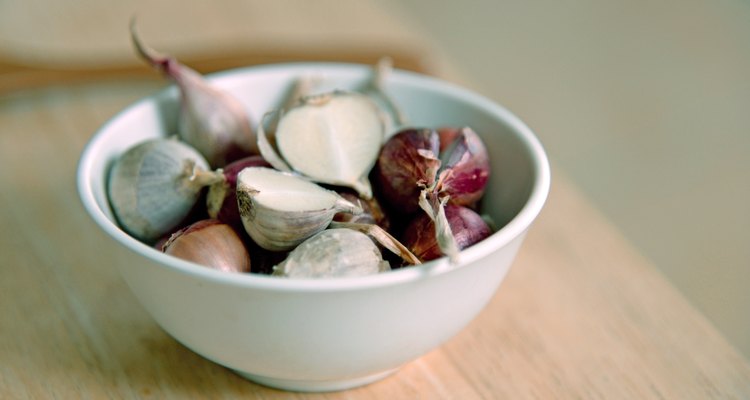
<box><xmin>78</xmin><ymin>63</ymin><xmax>550</xmax><ymax>287</ymax></box>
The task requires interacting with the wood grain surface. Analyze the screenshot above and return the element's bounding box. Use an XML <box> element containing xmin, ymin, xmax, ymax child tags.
<box><xmin>0</xmin><ymin>48</ymin><xmax>429</xmax><ymax>95</ymax></box>
<box><xmin>1</xmin><ymin>79</ymin><xmax>749</xmax><ymax>398</ymax></box>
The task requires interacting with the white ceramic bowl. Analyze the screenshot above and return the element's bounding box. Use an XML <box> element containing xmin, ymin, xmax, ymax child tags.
<box><xmin>77</xmin><ymin>63</ymin><xmax>550</xmax><ymax>392</ymax></box>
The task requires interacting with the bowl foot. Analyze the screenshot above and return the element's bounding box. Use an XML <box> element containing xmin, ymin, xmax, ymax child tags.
<box><xmin>234</xmin><ymin>367</ymin><xmax>400</xmax><ymax>392</ymax></box>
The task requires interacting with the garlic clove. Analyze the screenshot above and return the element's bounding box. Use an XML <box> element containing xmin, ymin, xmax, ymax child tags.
<box><xmin>236</xmin><ymin>167</ymin><xmax>362</xmax><ymax>251</ymax></box>
<box><xmin>256</xmin><ymin>110</ymin><xmax>294</xmax><ymax>173</ymax></box>
<box><xmin>273</xmin><ymin>91</ymin><xmax>385</xmax><ymax>199</ymax></box>
<box><xmin>130</xmin><ymin>21</ymin><xmax>257</xmax><ymax>168</ymax></box>
<box><xmin>162</xmin><ymin>219</ymin><xmax>251</xmax><ymax>273</ymax></box>
<box><xmin>329</xmin><ymin>221</ymin><xmax>421</xmax><ymax>266</ymax></box>
<box><xmin>272</xmin><ymin>228</ymin><xmax>390</xmax><ymax>278</ymax></box>
<box><xmin>205</xmin><ymin>155</ymin><xmax>271</xmax><ymax>227</ymax></box>
<box><xmin>108</xmin><ymin>138</ymin><xmax>218</xmax><ymax>242</ymax></box>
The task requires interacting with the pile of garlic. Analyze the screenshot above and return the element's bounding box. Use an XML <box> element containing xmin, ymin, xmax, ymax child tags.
<box><xmin>107</xmin><ymin>25</ymin><xmax>493</xmax><ymax>278</ymax></box>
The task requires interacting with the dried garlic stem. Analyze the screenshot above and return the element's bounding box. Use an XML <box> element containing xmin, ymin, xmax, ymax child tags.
<box><xmin>369</xmin><ymin>57</ymin><xmax>407</xmax><ymax>129</ymax></box>
<box><xmin>418</xmin><ymin>190</ymin><xmax>460</xmax><ymax>264</ymax></box>
<box><xmin>281</xmin><ymin>75</ymin><xmax>321</xmax><ymax>110</ymax></box>
<box><xmin>185</xmin><ymin>162</ymin><xmax>224</xmax><ymax>188</ymax></box>
<box><xmin>329</xmin><ymin>221</ymin><xmax>421</xmax><ymax>266</ymax></box>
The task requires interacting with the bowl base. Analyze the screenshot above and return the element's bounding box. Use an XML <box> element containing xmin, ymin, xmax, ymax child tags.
<box><xmin>234</xmin><ymin>367</ymin><xmax>400</xmax><ymax>392</ymax></box>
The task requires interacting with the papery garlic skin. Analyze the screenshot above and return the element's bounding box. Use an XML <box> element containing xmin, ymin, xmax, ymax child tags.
<box><xmin>273</xmin><ymin>91</ymin><xmax>385</xmax><ymax>198</ymax></box>
<box><xmin>108</xmin><ymin>138</ymin><xmax>212</xmax><ymax>242</ymax></box>
<box><xmin>273</xmin><ymin>228</ymin><xmax>390</xmax><ymax>278</ymax></box>
<box><xmin>236</xmin><ymin>167</ymin><xmax>361</xmax><ymax>251</ymax></box>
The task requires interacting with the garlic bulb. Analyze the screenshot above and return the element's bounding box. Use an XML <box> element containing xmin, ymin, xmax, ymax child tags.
<box><xmin>108</xmin><ymin>138</ymin><xmax>220</xmax><ymax>242</ymax></box>
<box><xmin>130</xmin><ymin>21</ymin><xmax>257</xmax><ymax>168</ymax></box>
<box><xmin>259</xmin><ymin>91</ymin><xmax>385</xmax><ymax>199</ymax></box>
<box><xmin>273</xmin><ymin>228</ymin><xmax>390</xmax><ymax>278</ymax></box>
<box><xmin>236</xmin><ymin>167</ymin><xmax>362</xmax><ymax>251</ymax></box>
<box><xmin>162</xmin><ymin>219</ymin><xmax>251</xmax><ymax>273</ymax></box>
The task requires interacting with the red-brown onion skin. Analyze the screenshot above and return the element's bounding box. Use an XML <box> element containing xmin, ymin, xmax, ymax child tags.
<box><xmin>401</xmin><ymin>205</ymin><xmax>492</xmax><ymax>262</ymax></box>
<box><xmin>162</xmin><ymin>219</ymin><xmax>251</xmax><ymax>273</ymax></box>
<box><xmin>436</xmin><ymin>127</ymin><xmax>490</xmax><ymax>209</ymax></box>
<box><xmin>207</xmin><ymin>155</ymin><xmax>271</xmax><ymax>228</ymax></box>
<box><xmin>374</xmin><ymin>128</ymin><xmax>441</xmax><ymax>215</ymax></box>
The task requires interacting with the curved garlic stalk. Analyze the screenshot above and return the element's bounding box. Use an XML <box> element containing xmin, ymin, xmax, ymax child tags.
<box><xmin>362</xmin><ymin>57</ymin><xmax>407</xmax><ymax>134</ymax></box>
<box><xmin>236</xmin><ymin>167</ymin><xmax>362</xmax><ymax>251</ymax></box>
<box><xmin>329</xmin><ymin>221</ymin><xmax>421</xmax><ymax>266</ymax></box>
<box><xmin>264</xmin><ymin>91</ymin><xmax>385</xmax><ymax>199</ymax></box>
<box><xmin>418</xmin><ymin>189</ymin><xmax>460</xmax><ymax>264</ymax></box>
<box><xmin>272</xmin><ymin>228</ymin><xmax>390</xmax><ymax>278</ymax></box>
<box><xmin>130</xmin><ymin>20</ymin><xmax>257</xmax><ymax>168</ymax></box>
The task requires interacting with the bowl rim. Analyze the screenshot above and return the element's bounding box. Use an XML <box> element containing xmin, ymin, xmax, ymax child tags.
<box><xmin>76</xmin><ymin>62</ymin><xmax>551</xmax><ymax>292</ymax></box>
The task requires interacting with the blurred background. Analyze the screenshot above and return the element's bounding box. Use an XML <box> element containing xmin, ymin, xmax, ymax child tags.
<box><xmin>1</xmin><ymin>0</ymin><xmax>748</xmax><ymax>358</ymax></box>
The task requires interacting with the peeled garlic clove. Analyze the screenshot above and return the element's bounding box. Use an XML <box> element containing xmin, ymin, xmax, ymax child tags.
<box><xmin>130</xmin><ymin>22</ymin><xmax>257</xmax><ymax>168</ymax></box>
<box><xmin>273</xmin><ymin>228</ymin><xmax>390</xmax><ymax>278</ymax></box>
<box><xmin>273</xmin><ymin>91</ymin><xmax>385</xmax><ymax>198</ymax></box>
<box><xmin>108</xmin><ymin>138</ymin><xmax>219</xmax><ymax>242</ymax></box>
<box><xmin>236</xmin><ymin>167</ymin><xmax>361</xmax><ymax>251</ymax></box>
<box><xmin>162</xmin><ymin>219</ymin><xmax>251</xmax><ymax>273</ymax></box>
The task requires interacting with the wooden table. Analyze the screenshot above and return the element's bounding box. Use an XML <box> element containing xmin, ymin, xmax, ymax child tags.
<box><xmin>1</xmin><ymin>66</ymin><xmax>750</xmax><ymax>398</ymax></box>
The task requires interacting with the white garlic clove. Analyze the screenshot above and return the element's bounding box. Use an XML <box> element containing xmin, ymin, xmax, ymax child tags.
<box><xmin>130</xmin><ymin>21</ymin><xmax>257</xmax><ymax>168</ymax></box>
<box><xmin>272</xmin><ymin>228</ymin><xmax>390</xmax><ymax>278</ymax></box>
<box><xmin>329</xmin><ymin>221</ymin><xmax>421</xmax><ymax>266</ymax></box>
<box><xmin>256</xmin><ymin>110</ymin><xmax>294</xmax><ymax>173</ymax></box>
<box><xmin>273</xmin><ymin>91</ymin><xmax>385</xmax><ymax>199</ymax></box>
<box><xmin>108</xmin><ymin>138</ymin><xmax>217</xmax><ymax>242</ymax></box>
<box><xmin>236</xmin><ymin>167</ymin><xmax>361</xmax><ymax>251</ymax></box>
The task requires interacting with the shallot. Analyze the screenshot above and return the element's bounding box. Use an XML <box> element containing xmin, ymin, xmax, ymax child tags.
<box><xmin>435</xmin><ymin>127</ymin><xmax>490</xmax><ymax>209</ymax></box>
<box><xmin>162</xmin><ymin>219</ymin><xmax>251</xmax><ymax>273</ymax></box>
<box><xmin>374</xmin><ymin>128</ymin><xmax>441</xmax><ymax>214</ymax></box>
<box><xmin>401</xmin><ymin>203</ymin><xmax>491</xmax><ymax>262</ymax></box>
